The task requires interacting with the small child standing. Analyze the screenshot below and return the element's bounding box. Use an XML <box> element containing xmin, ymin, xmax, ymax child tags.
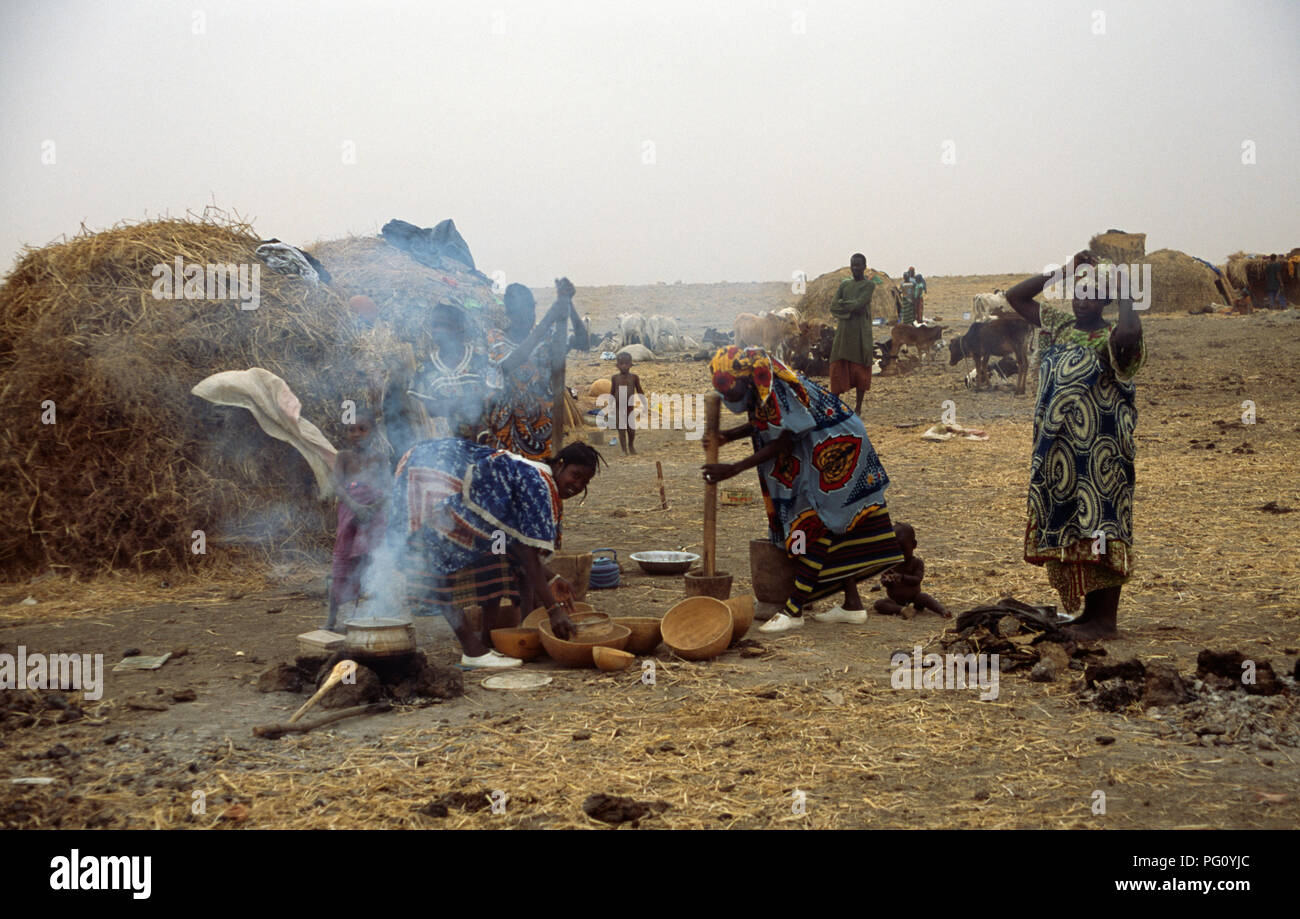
<box><xmin>610</xmin><ymin>353</ymin><xmax>645</xmax><ymax>456</ymax></box>
<box><xmin>328</xmin><ymin>409</ymin><xmax>390</xmax><ymax>628</ymax></box>
<box><xmin>873</xmin><ymin>522</ymin><xmax>949</xmax><ymax>619</ymax></box>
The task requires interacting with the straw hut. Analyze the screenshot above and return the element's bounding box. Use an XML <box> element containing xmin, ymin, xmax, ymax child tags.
<box><xmin>0</xmin><ymin>214</ymin><xmax>405</xmax><ymax>576</ymax></box>
<box><xmin>1089</xmin><ymin>230</ymin><xmax>1146</xmax><ymax>264</ymax></box>
<box><xmin>798</xmin><ymin>266</ymin><xmax>901</xmax><ymax>324</ymax></box>
<box><xmin>1142</xmin><ymin>249</ymin><xmax>1228</xmax><ymax>313</ymax></box>
<box><xmin>1224</xmin><ymin>250</ymin><xmax>1300</xmax><ymax>306</ymax></box>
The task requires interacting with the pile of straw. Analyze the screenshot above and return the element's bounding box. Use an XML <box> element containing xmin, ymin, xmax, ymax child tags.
<box><xmin>798</xmin><ymin>266</ymin><xmax>900</xmax><ymax>323</ymax></box>
<box><xmin>1224</xmin><ymin>249</ymin><xmax>1299</xmax><ymax>305</ymax></box>
<box><xmin>0</xmin><ymin>213</ymin><xmax>399</xmax><ymax>576</ymax></box>
<box><xmin>1090</xmin><ymin>230</ymin><xmax>1146</xmax><ymax>264</ymax></box>
<box><xmin>1143</xmin><ymin>249</ymin><xmax>1226</xmax><ymax>313</ymax></box>
<box><xmin>307</xmin><ymin>235</ymin><xmax>505</xmax><ymax>359</ymax></box>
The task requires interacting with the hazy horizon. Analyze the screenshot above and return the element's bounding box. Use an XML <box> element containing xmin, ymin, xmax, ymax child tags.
<box><xmin>2</xmin><ymin>0</ymin><xmax>1296</xmax><ymax>287</ymax></box>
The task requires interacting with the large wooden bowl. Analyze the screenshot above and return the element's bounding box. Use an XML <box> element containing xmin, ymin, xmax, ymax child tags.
<box><xmin>723</xmin><ymin>595</ymin><xmax>755</xmax><ymax>644</ymax></box>
<box><xmin>613</xmin><ymin>617</ymin><xmax>662</xmax><ymax>654</ymax></box>
<box><xmin>537</xmin><ymin>620</ymin><xmax>631</xmax><ymax>668</ymax></box>
<box><xmin>661</xmin><ymin>598</ymin><xmax>733</xmax><ymax>661</ymax></box>
<box><xmin>491</xmin><ymin>627</ymin><xmax>543</xmax><ymax>662</ymax></box>
<box><xmin>592</xmin><ymin>646</ymin><xmax>635</xmax><ymax>672</ymax></box>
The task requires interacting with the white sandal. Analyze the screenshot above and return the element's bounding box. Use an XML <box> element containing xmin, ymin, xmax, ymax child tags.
<box><xmin>461</xmin><ymin>650</ymin><xmax>523</xmax><ymax>669</ymax></box>
<box><xmin>758</xmin><ymin>612</ymin><xmax>805</xmax><ymax>633</ymax></box>
<box><xmin>813</xmin><ymin>605</ymin><xmax>868</xmax><ymax>624</ymax></box>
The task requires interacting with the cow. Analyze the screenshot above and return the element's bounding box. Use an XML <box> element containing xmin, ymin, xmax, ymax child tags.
<box><xmin>785</xmin><ymin>319</ymin><xmax>834</xmax><ymax>376</ymax></box>
<box><xmin>646</xmin><ymin>314</ymin><xmax>683</xmax><ymax>352</ymax></box>
<box><xmin>616</xmin><ymin>312</ymin><xmax>648</xmax><ymax>348</ymax></box>
<box><xmin>880</xmin><ymin>323</ymin><xmax>946</xmax><ymax>370</ymax></box>
<box><xmin>772</xmin><ymin>306</ymin><xmax>801</xmax><ymax>324</ymax></box>
<box><xmin>733</xmin><ymin>312</ymin><xmax>763</xmax><ymax>348</ymax></box>
<box><xmin>971</xmin><ymin>291</ymin><xmax>1008</xmax><ymax>322</ymax></box>
<box><xmin>736</xmin><ymin>310</ymin><xmax>799</xmax><ymax>360</ymax></box>
<box><xmin>964</xmin><ymin>355</ymin><xmax>1021</xmax><ymax>389</ymax></box>
<box><xmin>948</xmin><ymin>315</ymin><xmax>1031</xmax><ymax>393</ymax></box>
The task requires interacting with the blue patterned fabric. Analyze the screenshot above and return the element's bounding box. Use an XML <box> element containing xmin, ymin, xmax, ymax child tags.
<box><xmin>747</xmin><ymin>373</ymin><xmax>890</xmax><ymax>548</ymax></box>
<box><xmin>1026</xmin><ymin>306</ymin><xmax>1143</xmax><ymax>556</ymax></box>
<box><xmin>391</xmin><ymin>438</ymin><xmax>560</xmax><ymax>576</ymax></box>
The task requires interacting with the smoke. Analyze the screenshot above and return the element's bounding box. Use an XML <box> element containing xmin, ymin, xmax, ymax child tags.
<box><xmin>352</xmin><ymin>295</ymin><xmax>557</xmax><ymax>621</ymax></box>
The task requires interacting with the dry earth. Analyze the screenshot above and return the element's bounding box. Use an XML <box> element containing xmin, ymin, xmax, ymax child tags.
<box><xmin>2</xmin><ymin>280</ymin><xmax>1297</xmax><ymax>829</ymax></box>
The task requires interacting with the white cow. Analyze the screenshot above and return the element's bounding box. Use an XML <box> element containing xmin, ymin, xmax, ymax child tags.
<box><xmin>773</xmin><ymin>306</ymin><xmax>801</xmax><ymax>324</ymax></box>
<box><xmin>647</xmin><ymin>314</ymin><xmax>683</xmax><ymax>351</ymax></box>
<box><xmin>971</xmin><ymin>291</ymin><xmax>1009</xmax><ymax>322</ymax></box>
<box><xmin>616</xmin><ymin>312</ymin><xmax>648</xmax><ymax>348</ymax></box>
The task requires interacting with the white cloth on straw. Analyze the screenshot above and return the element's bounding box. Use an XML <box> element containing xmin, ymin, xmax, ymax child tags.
<box><xmin>191</xmin><ymin>368</ymin><xmax>338</xmax><ymax>498</ymax></box>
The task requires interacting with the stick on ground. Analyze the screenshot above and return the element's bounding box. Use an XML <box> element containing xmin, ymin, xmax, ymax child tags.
<box><xmin>253</xmin><ymin>702</ymin><xmax>392</xmax><ymax>739</ymax></box>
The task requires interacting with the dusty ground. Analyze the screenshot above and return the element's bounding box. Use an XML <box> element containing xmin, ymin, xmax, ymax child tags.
<box><xmin>2</xmin><ymin>284</ymin><xmax>1298</xmax><ymax>829</ymax></box>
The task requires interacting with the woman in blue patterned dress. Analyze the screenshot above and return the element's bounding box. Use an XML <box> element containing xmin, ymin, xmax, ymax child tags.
<box><xmin>1005</xmin><ymin>251</ymin><xmax>1145</xmax><ymax>641</ymax></box>
<box><xmin>391</xmin><ymin>439</ymin><xmax>604</xmax><ymax>667</ymax></box>
<box><xmin>701</xmin><ymin>347</ymin><xmax>904</xmax><ymax>634</ymax></box>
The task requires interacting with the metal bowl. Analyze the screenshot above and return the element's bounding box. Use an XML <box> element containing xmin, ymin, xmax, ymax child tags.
<box><xmin>629</xmin><ymin>551</ymin><xmax>701</xmax><ymax>575</ymax></box>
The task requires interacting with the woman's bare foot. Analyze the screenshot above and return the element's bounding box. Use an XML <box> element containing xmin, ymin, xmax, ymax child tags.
<box><xmin>1063</xmin><ymin>586</ymin><xmax>1120</xmax><ymax>641</ymax></box>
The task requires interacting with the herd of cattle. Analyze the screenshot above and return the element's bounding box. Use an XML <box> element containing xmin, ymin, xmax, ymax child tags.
<box><xmin>573</xmin><ymin>292</ymin><xmax>1036</xmax><ymax>392</ymax></box>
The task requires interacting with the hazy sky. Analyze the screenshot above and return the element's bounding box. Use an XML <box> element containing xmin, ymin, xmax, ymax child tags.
<box><xmin>2</xmin><ymin>0</ymin><xmax>1296</xmax><ymax>286</ymax></box>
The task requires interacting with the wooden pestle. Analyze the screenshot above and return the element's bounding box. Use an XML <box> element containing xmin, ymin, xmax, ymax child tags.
<box><xmin>702</xmin><ymin>393</ymin><xmax>721</xmax><ymax>576</ymax></box>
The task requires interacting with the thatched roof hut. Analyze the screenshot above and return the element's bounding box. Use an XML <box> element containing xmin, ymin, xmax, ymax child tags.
<box><xmin>308</xmin><ymin>235</ymin><xmax>505</xmax><ymax>358</ymax></box>
<box><xmin>0</xmin><ymin>216</ymin><xmax>408</xmax><ymax>576</ymax></box>
<box><xmin>798</xmin><ymin>266</ymin><xmax>901</xmax><ymax>323</ymax></box>
<box><xmin>1142</xmin><ymin>249</ymin><xmax>1227</xmax><ymax>313</ymax></box>
<box><xmin>1224</xmin><ymin>250</ymin><xmax>1300</xmax><ymax>305</ymax></box>
<box><xmin>1090</xmin><ymin>230</ymin><xmax>1146</xmax><ymax>264</ymax></box>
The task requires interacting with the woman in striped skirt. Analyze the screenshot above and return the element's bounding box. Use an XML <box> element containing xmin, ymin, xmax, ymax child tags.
<box><xmin>701</xmin><ymin>347</ymin><xmax>904</xmax><ymax>634</ymax></box>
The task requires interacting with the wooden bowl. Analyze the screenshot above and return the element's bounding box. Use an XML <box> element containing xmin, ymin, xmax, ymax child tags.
<box><xmin>723</xmin><ymin>595</ymin><xmax>755</xmax><ymax>643</ymax></box>
<box><xmin>537</xmin><ymin>620</ymin><xmax>631</xmax><ymax>668</ymax></box>
<box><xmin>490</xmin><ymin>627</ymin><xmax>543</xmax><ymax>662</ymax></box>
<box><xmin>592</xmin><ymin>646</ymin><xmax>635</xmax><ymax>672</ymax></box>
<box><xmin>613</xmin><ymin>617</ymin><xmax>662</xmax><ymax>654</ymax></box>
<box><xmin>661</xmin><ymin>597</ymin><xmax>733</xmax><ymax>661</ymax></box>
<box><xmin>523</xmin><ymin>602</ymin><xmax>595</xmax><ymax>630</ymax></box>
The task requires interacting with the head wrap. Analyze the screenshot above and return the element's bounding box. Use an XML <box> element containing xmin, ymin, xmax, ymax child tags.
<box><xmin>709</xmin><ymin>346</ymin><xmax>808</xmax><ymax>412</ymax></box>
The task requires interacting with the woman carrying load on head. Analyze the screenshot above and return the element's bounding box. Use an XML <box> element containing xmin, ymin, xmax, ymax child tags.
<box><xmin>700</xmin><ymin>347</ymin><xmax>904</xmax><ymax>634</ymax></box>
<box><xmin>391</xmin><ymin>438</ymin><xmax>606</xmax><ymax>668</ymax></box>
<box><xmin>1004</xmin><ymin>251</ymin><xmax>1145</xmax><ymax>642</ymax></box>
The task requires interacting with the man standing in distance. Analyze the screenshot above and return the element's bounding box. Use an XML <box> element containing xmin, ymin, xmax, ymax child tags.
<box><xmin>829</xmin><ymin>253</ymin><xmax>875</xmax><ymax>415</ymax></box>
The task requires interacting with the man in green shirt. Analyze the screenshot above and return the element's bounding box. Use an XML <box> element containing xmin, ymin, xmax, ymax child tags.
<box><xmin>829</xmin><ymin>253</ymin><xmax>875</xmax><ymax>414</ymax></box>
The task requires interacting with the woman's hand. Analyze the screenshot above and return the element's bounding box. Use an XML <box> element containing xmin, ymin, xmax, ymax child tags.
<box><xmin>548</xmin><ymin>606</ymin><xmax>577</xmax><ymax>640</ymax></box>
<box><xmin>701</xmin><ymin>463</ymin><xmax>738</xmax><ymax>484</ymax></box>
<box><xmin>555</xmin><ymin>277</ymin><xmax>576</xmax><ymax>299</ymax></box>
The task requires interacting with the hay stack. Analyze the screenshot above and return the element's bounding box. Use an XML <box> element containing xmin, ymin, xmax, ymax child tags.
<box><xmin>307</xmin><ymin>235</ymin><xmax>504</xmax><ymax>358</ymax></box>
<box><xmin>1089</xmin><ymin>230</ymin><xmax>1146</xmax><ymax>264</ymax></box>
<box><xmin>1143</xmin><ymin>249</ymin><xmax>1227</xmax><ymax>313</ymax></box>
<box><xmin>0</xmin><ymin>215</ymin><xmax>400</xmax><ymax>576</ymax></box>
<box><xmin>1224</xmin><ymin>250</ymin><xmax>1300</xmax><ymax>305</ymax></box>
<box><xmin>798</xmin><ymin>266</ymin><xmax>900</xmax><ymax>323</ymax></box>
